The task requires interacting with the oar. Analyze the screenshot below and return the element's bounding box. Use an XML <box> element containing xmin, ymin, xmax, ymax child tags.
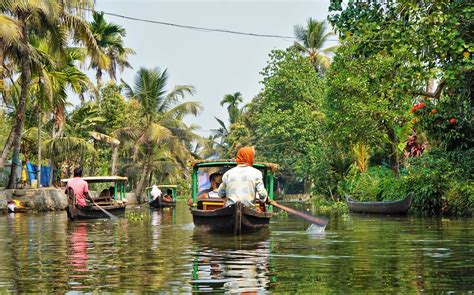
<box><xmin>91</xmin><ymin>200</ymin><xmax>117</xmax><ymax>220</ymax></box>
<box><xmin>269</xmin><ymin>200</ymin><xmax>328</xmax><ymax>227</ymax></box>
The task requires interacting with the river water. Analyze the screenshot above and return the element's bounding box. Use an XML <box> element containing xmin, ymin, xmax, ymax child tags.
<box><xmin>0</xmin><ymin>201</ymin><xmax>472</xmax><ymax>293</ymax></box>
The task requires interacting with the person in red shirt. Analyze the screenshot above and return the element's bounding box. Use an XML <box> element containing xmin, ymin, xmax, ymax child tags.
<box><xmin>65</xmin><ymin>167</ymin><xmax>92</xmax><ymax>207</ymax></box>
<box><xmin>162</xmin><ymin>189</ymin><xmax>173</xmax><ymax>203</ymax></box>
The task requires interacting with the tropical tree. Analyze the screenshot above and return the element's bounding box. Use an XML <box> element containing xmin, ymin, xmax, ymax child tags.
<box><xmin>232</xmin><ymin>48</ymin><xmax>326</xmax><ymax>193</ymax></box>
<box><xmin>0</xmin><ymin>0</ymin><xmax>100</xmax><ymax>188</ymax></box>
<box><xmin>89</xmin><ymin>11</ymin><xmax>134</xmax><ymax>90</ymax></box>
<box><xmin>293</xmin><ymin>18</ymin><xmax>339</xmax><ymax>73</ymax></box>
<box><xmin>123</xmin><ymin>67</ymin><xmax>201</xmax><ymax>201</ymax></box>
<box><xmin>220</xmin><ymin>92</ymin><xmax>243</xmax><ymax>124</ymax></box>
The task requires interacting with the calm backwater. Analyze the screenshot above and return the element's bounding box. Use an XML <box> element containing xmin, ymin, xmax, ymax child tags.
<box><xmin>0</xmin><ymin>201</ymin><xmax>472</xmax><ymax>293</ymax></box>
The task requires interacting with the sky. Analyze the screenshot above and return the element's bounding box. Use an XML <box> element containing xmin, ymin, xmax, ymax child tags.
<box><xmin>91</xmin><ymin>0</ymin><xmax>333</xmax><ymax>136</ymax></box>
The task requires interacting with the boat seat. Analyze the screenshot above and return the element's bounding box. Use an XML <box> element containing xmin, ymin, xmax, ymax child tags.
<box><xmin>198</xmin><ymin>198</ymin><xmax>225</xmax><ymax>210</ymax></box>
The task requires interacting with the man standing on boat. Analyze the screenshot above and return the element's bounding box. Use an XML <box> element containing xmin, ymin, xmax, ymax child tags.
<box><xmin>218</xmin><ymin>146</ymin><xmax>268</xmax><ymax>207</ymax></box>
<box><xmin>65</xmin><ymin>167</ymin><xmax>92</xmax><ymax>207</ymax></box>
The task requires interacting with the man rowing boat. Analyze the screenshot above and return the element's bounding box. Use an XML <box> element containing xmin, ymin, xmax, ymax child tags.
<box><xmin>65</xmin><ymin>167</ymin><xmax>92</xmax><ymax>207</ymax></box>
<box><xmin>217</xmin><ymin>146</ymin><xmax>268</xmax><ymax>207</ymax></box>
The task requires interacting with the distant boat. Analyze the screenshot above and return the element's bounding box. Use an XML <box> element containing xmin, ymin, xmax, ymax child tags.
<box><xmin>345</xmin><ymin>192</ymin><xmax>414</xmax><ymax>214</ymax></box>
<box><xmin>147</xmin><ymin>184</ymin><xmax>177</xmax><ymax>208</ymax></box>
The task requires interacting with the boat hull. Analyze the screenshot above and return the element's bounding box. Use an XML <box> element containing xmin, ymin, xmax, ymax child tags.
<box><xmin>66</xmin><ymin>188</ymin><xmax>126</xmax><ymax>220</ymax></box>
<box><xmin>68</xmin><ymin>205</ymin><xmax>126</xmax><ymax>220</ymax></box>
<box><xmin>149</xmin><ymin>198</ymin><xmax>176</xmax><ymax>208</ymax></box>
<box><xmin>191</xmin><ymin>202</ymin><xmax>272</xmax><ymax>235</ymax></box>
<box><xmin>345</xmin><ymin>193</ymin><xmax>414</xmax><ymax>214</ymax></box>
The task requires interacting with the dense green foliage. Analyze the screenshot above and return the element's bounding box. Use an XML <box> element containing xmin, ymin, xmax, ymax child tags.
<box><xmin>0</xmin><ymin>4</ymin><xmax>200</xmax><ymax>196</ymax></box>
<box><xmin>321</xmin><ymin>0</ymin><xmax>473</xmax><ymax>215</ymax></box>
<box><xmin>213</xmin><ymin>1</ymin><xmax>473</xmax><ymax>215</ymax></box>
<box><xmin>0</xmin><ymin>1</ymin><xmax>472</xmax><ymax>213</ymax></box>
<box><xmin>236</xmin><ymin>48</ymin><xmax>327</xmax><ymax>192</ymax></box>
<box><xmin>0</xmin><ymin>111</ymin><xmax>10</xmax><ymax>148</ymax></box>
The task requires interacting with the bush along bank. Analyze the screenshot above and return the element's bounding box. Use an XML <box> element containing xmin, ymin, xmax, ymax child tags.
<box><xmin>338</xmin><ymin>148</ymin><xmax>473</xmax><ymax>216</ymax></box>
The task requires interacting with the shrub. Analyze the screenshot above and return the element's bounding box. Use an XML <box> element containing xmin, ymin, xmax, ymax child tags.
<box><xmin>337</xmin><ymin>148</ymin><xmax>473</xmax><ymax>216</ymax></box>
<box><xmin>338</xmin><ymin>165</ymin><xmax>399</xmax><ymax>201</ymax></box>
<box><xmin>442</xmin><ymin>181</ymin><xmax>474</xmax><ymax>216</ymax></box>
<box><xmin>312</xmin><ymin>195</ymin><xmax>348</xmax><ymax>215</ymax></box>
<box><xmin>404</xmin><ymin>149</ymin><xmax>473</xmax><ymax>215</ymax></box>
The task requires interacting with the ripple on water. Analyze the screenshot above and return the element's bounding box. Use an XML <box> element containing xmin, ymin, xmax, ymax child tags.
<box><xmin>0</xmin><ymin>206</ymin><xmax>473</xmax><ymax>293</ymax></box>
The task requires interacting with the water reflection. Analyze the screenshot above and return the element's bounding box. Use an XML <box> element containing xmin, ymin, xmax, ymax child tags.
<box><xmin>0</xmin><ymin>203</ymin><xmax>472</xmax><ymax>293</ymax></box>
<box><xmin>191</xmin><ymin>230</ymin><xmax>274</xmax><ymax>293</ymax></box>
<box><xmin>68</xmin><ymin>223</ymin><xmax>88</xmax><ymax>274</ymax></box>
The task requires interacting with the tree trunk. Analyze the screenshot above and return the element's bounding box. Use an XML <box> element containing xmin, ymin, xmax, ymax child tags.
<box><xmin>0</xmin><ymin>126</ymin><xmax>15</xmax><ymax>169</ymax></box>
<box><xmin>0</xmin><ymin>47</ymin><xmax>6</xmax><ymax>105</ymax></box>
<box><xmin>37</xmin><ymin>108</ymin><xmax>42</xmax><ymax>187</ymax></box>
<box><xmin>136</xmin><ymin>147</ymin><xmax>152</xmax><ymax>203</ymax></box>
<box><xmin>96</xmin><ymin>69</ymin><xmax>102</xmax><ymax>102</ymax></box>
<box><xmin>111</xmin><ymin>145</ymin><xmax>118</xmax><ymax>175</ymax></box>
<box><xmin>8</xmin><ymin>22</ymin><xmax>31</xmax><ymax>189</ymax></box>
<box><xmin>386</xmin><ymin>127</ymin><xmax>400</xmax><ymax>176</ymax></box>
<box><xmin>49</xmin><ymin>157</ymin><xmax>54</xmax><ymax>186</ymax></box>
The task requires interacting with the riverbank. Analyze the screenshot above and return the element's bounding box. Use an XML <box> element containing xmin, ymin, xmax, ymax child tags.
<box><xmin>0</xmin><ymin>188</ymin><xmax>139</xmax><ymax>213</ymax></box>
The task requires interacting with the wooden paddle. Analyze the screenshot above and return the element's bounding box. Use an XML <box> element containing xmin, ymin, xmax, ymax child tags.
<box><xmin>91</xmin><ymin>200</ymin><xmax>117</xmax><ymax>220</ymax></box>
<box><xmin>269</xmin><ymin>200</ymin><xmax>328</xmax><ymax>227</ymax></box>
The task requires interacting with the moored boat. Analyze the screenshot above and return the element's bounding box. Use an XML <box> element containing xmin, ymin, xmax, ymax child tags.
<box><xmin>62</xmin><ymin>176</ymin><xmax>128</xmax><ymax>221</ymax></box>
<box><xmin>345</xmin><ymin>192</ymin><xmax>414</xmax><ymax>214</ymax></box>
<box><xmin>189</xmin><ymin>160</ymin><xmax>278</xmax><ymax>235</ymax></box>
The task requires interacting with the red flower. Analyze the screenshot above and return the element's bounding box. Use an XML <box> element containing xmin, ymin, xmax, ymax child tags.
<box><xmin>410</xmin><ymin>102</ymin><xmax>426</xmax><ymax>113</ymax></box>
<box><xmin>449</xmin><ymin>118</ymin><xmax>456</xmax><ymax>124</ymax></box>
<box><xmin>431</xmin><ymin>109</ymin><xmax>438</xmax><ymax>114</ymax></box>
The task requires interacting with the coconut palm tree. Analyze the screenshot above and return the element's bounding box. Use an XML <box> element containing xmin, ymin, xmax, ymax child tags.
<box><xmin>123</xmin><ymin>67</ymin><xmax>202</xmax><ymax>201</ymax></box>
<box><xmin>220</xmin><ymin>92</ymin><xmax>243</xmax><ymax>124</ymax></box>
<box><xmin>89</xmin><ymin>11</ymin><xmax>134</xmax><ymax>90</ymax></box>
<box><xmin>293</xmin><ymin>18</ymin><xmax>339</xmax><ymax>73</ymax></box>
<box><xmin>1</xmin><ymin>0</ymin><xmax>100</xmax><ymax>188</ymax></box>
<box><xmin>27</xmin><ymin>37</ymin><xmax>94</xmax><ymax>185</ymax></box>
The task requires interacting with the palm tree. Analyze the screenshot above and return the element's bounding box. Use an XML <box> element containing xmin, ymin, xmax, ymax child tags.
<box><xmin>0</xmin><ymin>13</ymin><xmax>23</xmax><ymax>171</ymax></box>
<box><xmin>89</xmin><ymin>11</ymin><xmax>134</xmax><ymax>90</ymax></box>
<box><xmin>1</xmin><ymin>0</ymin><xmax>100</xmax><ymax>188</ymax></box>
<box><xmin>28</xmin><ymin>38</ymin><xmax>94</xmax><ymax>185</ymax></box>
<box><xmin>123</xmin><ymin>67</ymin><xmax>202</xmax><ymax>201</ymax></box>
<box><xmin>293</xmin><ymin>18</ymin><xmax>339</xmax><ymax>73</ymax></box>
<box><xmin>220</xmin><ymin>92</ymin><xmax>243</xmax><ymax>124</ymax></box>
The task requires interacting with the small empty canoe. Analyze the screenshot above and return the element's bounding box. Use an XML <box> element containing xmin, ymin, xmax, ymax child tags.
<box><xmin>345</xmin><ymin>192</ymin><xmax>414</xmax><ymax>214</ymax></box>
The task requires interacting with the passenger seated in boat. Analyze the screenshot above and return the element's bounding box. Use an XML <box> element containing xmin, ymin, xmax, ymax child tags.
<box><xmin>65</xmin><ymin>167</ymin><xmax>92</xmax><ymax>208</ymax></box>
<box><xmin>98</xmin><ymin>188</ymin><xmax>111</xmax><ymax>200</ymax></box>
<box><xmin>162</xmin><ymin>189</ymin><xmax>173</xmax><ymax>203</ymax></box>
<box><xmin>188</xmin><ymin>172</ymin><xmax>222</xmax><ymax>206</ymax></box>
<box><xmin>150</xmin><ymin>185</ymin><xmax>162</xmax><ymax>201</ymax></box>
<box><xmin>218</xmin><ymin>146</ymin><xmax>268</xmax><ymax>208</ymax></box>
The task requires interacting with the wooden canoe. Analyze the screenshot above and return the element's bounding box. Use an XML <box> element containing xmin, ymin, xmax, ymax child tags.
<box><xmin>345</xmin><ymin>192</ymin><xmax>414</xmax><ymax>214</ymax></box>
<box><xmin>191</xmin><ymin>199</ymin><xmax>272</xmax><ymax>235</ymax></box>
<box><xmin>149</xmin><ymin>197</ymin><xmax>176</xmax><ymax>208</ymax></box>
<box><xmin>66</xmin><ymin>188</ymin><xmax>125</xmax><ymax>221</ymax></box>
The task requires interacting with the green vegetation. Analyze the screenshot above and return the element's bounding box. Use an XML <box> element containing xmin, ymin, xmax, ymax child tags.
<box><xmin>0</xmin><ymin>1</ymin><xmax>472</xmax><ymax>215</ymax></box>
<box><xmin>0</xmin><ymin>2</ymin><xmax>200</xmax><ymax>201</ymax></box>
<box><xmin>216</xmin><ymin>1</ymin><xmax>472</xmax><ymax>215</ymax></box>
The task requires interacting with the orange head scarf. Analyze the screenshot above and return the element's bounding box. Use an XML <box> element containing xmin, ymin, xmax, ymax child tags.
<box><xmin>236</xmin><ymin>146</ymin><xmax>255</xmax><ymax>166</ymax></box>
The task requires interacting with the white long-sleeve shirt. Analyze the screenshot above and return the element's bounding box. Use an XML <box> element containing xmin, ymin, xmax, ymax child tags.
<box><xmin>217</xmin><ymin>165</ymin><xmax>268</xmax><ymax>206</ymax></box>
